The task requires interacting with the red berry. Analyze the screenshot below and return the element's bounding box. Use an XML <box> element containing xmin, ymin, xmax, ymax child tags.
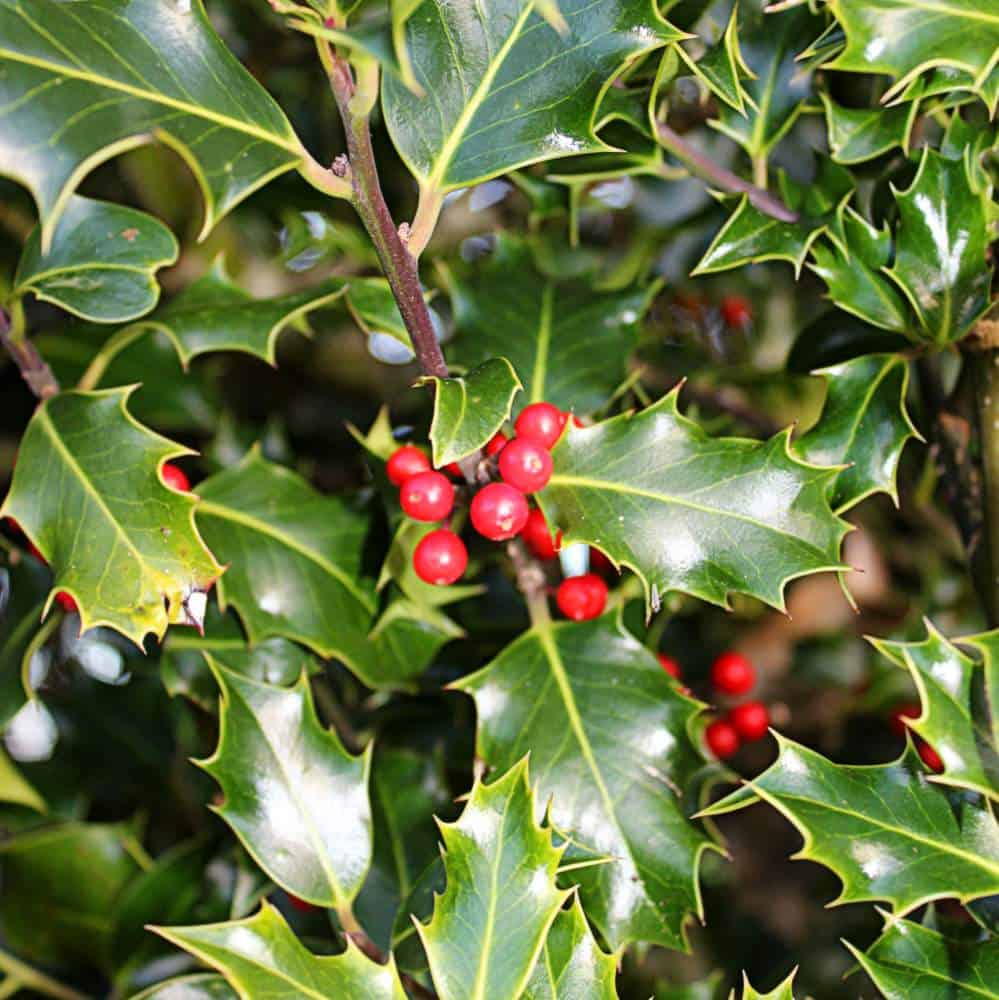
<box><xmin>161</xmin><ymin>462</ymin><xmax>191</xmax><ymax>492</ymax></box>
<box><xmin>470</xmin><ymin>483</ymin><xmax>529</xmax><ymax>541</ymax></box>
<box><xmin>705</xmin><ymin>719</ymin><xmax>740</xmax><ymax>759</ymax></box>
<box><xmin>917</xmin><ymin>739</ymin><xmax>944</xmax><ymax>773</ymax></box>
<box><xmin>400</xmin><ymin>471</ymin><xmax>455</xmax><ymax>522</ymax></box>
<box><xmin>413</xmin><ymin>529</ymin><xmax>467</xmax><ymax>585</ymax></box>
<box><xmin>485</xmin><ymin>432</ymin><xmax>508</xmax><ymax>457</ymax></box>
<box><xmin>589</xmin><ymin>547</ymin><xmax>618</xmax><ymax>577</ymax></box>
<box><xmin>657</xmin><ymin>653</ymin><xmax>681</xmax><ymax>679</ymax></box>
<box><xmin>720</xmin><ymin>295</ymin><xmax>752</xmax><ymax>329</ymax></box>
<box><xmin>514</xmin><ymin>403</ymin><xmax>566</xmax><ymax>450</ymax></box>
<box><xmin>556</xmin><ymin>573</ymin><xmax>608</xmax><ymax>621</ymax></box>
<box><xmin>287</xmin><ymin>894</ymin><xmax>317</xmax><ymax>914</ymax></box>
<box><xmin>889</xmin><ymin>701</ymin><xmax>921</xmax><ymax>738</ymax></box>
<box><xmin>443</xmin><ymin>462</ymin><xmax>464</xmax><ymax>479</ymax></box>
<box><xmin>728</xmin><ymin>701</ymin><xmax>770</xmax><ymax>742</ymax></box>
<box><xmin>387</xmin><ymin>445</ymin><xmax>431</xmax><ymax>486</ymax></box>
<box><xmin>521</xmin><ymin>508</ymin><xmax>561</xmax><ymax>560</ymax></box>
<box><xmin>56</xmin><ymin>591</ymin><xmax>78</xmax><ymax>614</ymax></box>
<box><xmin>498</xmin><ymin>438</ymin><xmax>553</xmax><ymax>493</ymax></box>
<box><xmin>710</xmin><ymin>651</ymin><xmax>756</xmax><ymax>696</ymax></box>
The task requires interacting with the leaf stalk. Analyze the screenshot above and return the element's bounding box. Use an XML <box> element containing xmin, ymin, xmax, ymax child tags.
<box><xmin>0</xmin><ymin>306</ymin><xmax>59</xmax><ymax>400</ymax></box>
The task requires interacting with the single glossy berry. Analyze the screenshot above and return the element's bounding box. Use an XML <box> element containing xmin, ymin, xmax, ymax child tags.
<box><xmin>917</xmin><ymin>738</ymin><xmax>944</xmax><ymax>773</ymax></box>
<box><xmin>413</xmin><ymin>529</ymin><xmax>468</xmax><ymax>585</ymax></box>
<box><xmin>400</xmin><ymin>471</ymin><xmax>455</xmax><ymax>522</ymax></box>
<box><xmin>728</xmin><ymin>700</ymin><xmax>770</xmax><ymax>742</ymax></box>
<box><xmin>720</xmin><ymin>294</ymin><xmax>752</xmax><ymax>329</ymax></box>
<box><xmin>889</xmin><ymin>701</ymin><xmax>921</xmax><ymax>738</ymax></box>
<box><xmin>521</xmin><ymin>508</ymin><xmax>561</xmax><ymax>560</ymax></box>
<box><xmin>710</xmin><ymin>651</ymin><xmax>756</xmax><ymax>696</ymax></box>
<box><xmin>657</xmin><ymin>653</ymin><xmax>682</xmax><ymax>679</ymax></box>
<box><xmin>556</xmin><ymin>573</ymin><xmax>608</xmax><ymax>621</ymax></box>
<box><xmin>288</xmin><ymin>893</ymin><xmax>317</xmax><ymax>914</ymax></box>
<box><xmin>161</xmin><ymin>462</ymin><xmax>191</xmax><ymax>492</ymax></box>
<box><xmin>485</xmin><ymin>432</ymin><xmax>508</xmax><ymax>457</ymax></box>
<box><xmin>514</xmin><ymin>402</ymin><xmax>566</xmax><ymax>450</ymax></box>
<box><xmin>499</xmin><ymin>438</ymin><xmax>553</xmax><ymax>493</ymax></box>
<box><xmin>56</xmin><ymin>591</ymin><xmax>78</xmax><ymax>614</ymax></box>
<box><xmin>387</xmin><ymin>445</ymin><xmax>431</xmax><ymax>486</ymax></box>
<box><xmin>705</xmin><ymin>719</ymin><xmax>740</xmax><ymax>759</ymax></box>
<box><xmin>470</xmin><ymin>483</ymin><xmax>529</xmax><ymax>541</ymax></box>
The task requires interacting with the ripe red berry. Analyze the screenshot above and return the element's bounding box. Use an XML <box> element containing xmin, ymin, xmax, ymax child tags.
<box><xmin>400</xmin><ymin>470</ymin><xmax>455</xmax><ymax>522</ymax></box>
<box><xmin>889</xmin><ymin>701</ymin><xmax>921</xmax><ymax>738</ymax></box>
<box><xmin>443</xmin><ymin>462</ymin><xmax>464</xmax><ymax>479</ymax></box>
<box><xmin>387</xmin><ymin>445</ymin><xmax>431</xmax><ymax>486</ymax></box>
<box><xmin>728</xmin><ymin>701</ymin><xmax>770</xmax><ymax>742</ymax></box>
<box><xmin>705</xmin><ymin>719</ymin><xmax>740</xmax><ymax>759</ymax></box>
<box><xmin>720</xmin><ymin>295</ymin><xmax>752</xmax><ymax>329</ymax></box>
<box><xmin>498</xmin><ymin>438</ymin><xmax>553</xmax><ymax>493</ymax></box>
<box><xmin>521</xmin><ymin>508</ymin><xmax>561</xmax><ymax>560</ymax></box>
<box><xmin>161</xmin><ymin>462</ymin><xmax>191</xmax><ymax>492</ymax></box>
<box><xmin>514</xmin><ymin>403</ymin><xmax>566</xmax><ymax>450</ymax></box>
<box><xmin>413</xmin><ymin>529</ymin><xmax>468</xmax><ymax>585</ymax></box>
<box><xmin>556</xmin><ymin>573</ymin><xmax>608</xmax><ymax>621</ymax></box>
<box><xmin>470</xmin><ymin>483</ymin><xmax>529</xmax><ymax>541</ymax></box>
<box><xmin>657</xmin><ymin>653</ymin><xmax>682</xmax><ymax>679</ymax></box>
<box><xmin>917</xmin><ymin>739</ymin><xmax>944</xmax><ymax>773</ymax></box>
<box><xmin>287</xmin><ymin>893</ymin><xmax>317</xmax><ymax>913</ymax></box>
<box><xmin>56</xmin><ymin>591</ymin><xmax>78</xmax><ymax>614</ymax></box>
<box><xmin>710</xmin><ymin>651</ymin><xmax>756</xmax><ymax>696</ymax></box>
<box><xmin>485</xmin><ymin>432</ymin><xmax>508</xmax><ymax>457</ymax></box>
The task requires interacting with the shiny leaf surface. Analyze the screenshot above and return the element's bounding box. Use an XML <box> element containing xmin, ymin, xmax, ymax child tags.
<box><xmin>130</xmin><ymin>975</ymin><xmax>238</xmax><ymax>1000</ymax></box>
<box><xmin>678</xmin><ymin>5</ymin><xmax>752</xmax><ymax>115</ymax></box>
<box><xmin>820</xmin><ymin>94</ymin><xmax>916</xmax><ymax>165</ymax></box>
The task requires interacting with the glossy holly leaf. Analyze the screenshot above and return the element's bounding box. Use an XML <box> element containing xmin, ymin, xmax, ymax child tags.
<box><xmin>522</xmin><ymin>895</ymin><xmax>619</xmax><ymax>999</ymax></box>
<box><xmin>786</xmin><ymin>311</ymin><xmax>911</xmax><ymax>375</ymax></box>
<box><xmin>368</xmin><ymin>596</ymin><xmax>464</xmax><ymax>689</ymax></box>
<box><xmin>847</xmin><ymin>915</ymin><xmax>999</xmax><ymax>999</ymax></box>
<box><xmin>0</xmin><ymin>0</ymin><xmax>317</xmax><ymax>251</ymax></box>
<box><xmin>0</xmin><ymin>747</ymin><xmax>44</xmax><ymax>812</ymax></box>
<box><xmin>827</xmin><ymin>0</ymin><xmax>999</xmax><ymax>112</ymax></box>
<box><xmin>382</xmin><ymin>0</ymin><xmax>681</xmax><ymax>197</ymax></box>
<box><xmin>819</xmin><ymin>94</ymin><xmax>916</xmax><ymax>165</ymax></box>
<box><xmin>737</xmin><ymin>970</ymin><xmax>798</xmax><ymax>1000</ymax></box>
<box><xmin>455</xmin><ymin>619</ymin><xmax>716</xmax><ymax>950</ymax></box>
<box><xmin>344</xmin><ymin>277</ymin><xmax>413</xmax><ymax>349</ymax></box>
<box><xmin>446</xmin><ymin>238</ymin><xmax>656</xmax><ymax>415</ymax></box>
<box><xmin>797</xmin><ymin>355</ymin><xmax>919</xmax><ymax>513</ymax></box>
<box><xmin>537</xmin><ymin>389</ymin><xmax>849</xmax><ymax>615</ymax></box>
<box><xmin>423</xmin><ymin>358</ymin><xmax>521</xmax><ymax>467</ymax></box>
<box><xmin>199</xmin><ymin>657</ymin><xmax>372</xmax><ymax>910</ymax></box>
<box><xmin>155</xmin><ymin>903</ymin><xmax>407</xmax><ymax>999</ymax></box>
<box><xmin>677</xmin><ymin>5</ymin><xmax>754</xmax><ymax>115</ymax></box>
<box><xmin>130</xmin><ymin>975</ymin><xmax>238</xmax><ymax>1000</ymax></box>
<box><xmin>702</xmin><ymin>736</ymin><xmax>999</xmax><ymax>914</ymax></box>
<box><xmin>0</xmin><ymin>554</ymin><xmax>51</xmax><ymax>730</ymax></box>
<box><xmin>416</xmin><ymin>759</ymin><xmax>568</xmax><ymax>1000</ymax></box>
<box><xmin>885</xmin><ymin>149</ymin><xmax>993</xmax><ymax>345</ymax></box>
<box><xmin>12</xmin><ymin>196</ymin><xmax>178</xmax><ymax>324</ymax></box>
<box><xmin>0</xmin><ymin>389</ymin><xmax>221</xmax><ymax>645</ymax></box>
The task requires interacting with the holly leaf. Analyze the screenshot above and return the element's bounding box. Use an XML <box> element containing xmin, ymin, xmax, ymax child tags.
<box><xmin>826</xmin><ymin>0</ymin><xmax>999</xmax><ymax>112</ymax></box>
<box><xmin>367</xmin><ymin>596</ymin><xmax>464</xmax><ymax>689</ymax></box>
<box><xmin>522</xmin><ymin>894</ymin><xmax>619</xmax><ymax>999</ymax></box>
<box><xmin>677</xmin><ymin>4</ymin><xmax>754</xmax><ymax>116</ymax></box>
<box><xmin>737</xmin><ymin>971</ymin><xmax>799</xmax><ymax>1000</ymax></box>
<box><xmin>154</xmin><ymin>903</ymin><xmax>407</xmax><ymax>999</ymax></box>
<box><xmin>454</xmin><ymin>619</ymin><xmax>717</xmax><ymax>950</ymax></box>
<box><xmin>0</xmin><ymin>747</ymin><xmax>45</xmax><ymax>813</ymax></box>
<box><xmin>819</xmin><ymin>94</ymin><xmax>916</xmax><ymax>165</ymax></box>
<box><xmin>382</xmin><ymin>0</ymin><xmax>681</xmax><ymax>198</ymax></box>
<box><xmin>0</xmin><ymin>553</ymin><xmax>52</xmax><ymax>730</ymax></box>
<box><xmin>885</xmin><ymin>149</ymin><xmax>993</xmax><ymax>346</ymax></box>
<box><xmin>12</xmin><ymin>196</ymin><xmax>178</xmax><ymax>324</ymax></box>
<box><xmin>701</xmin><ymin>736</ymin><xmax>999</xmax><ymax>914</ymax></box>
<box><xmin>0</xmin><ymin>388</ymin><xmax>221</xmax><ymax>645</ymax></box>
<box><xmin>130</xmin><ymin>975</ymin><xmax>237</xmax><ymax>1000</ymax></box>
<box><xmin>0</xmin><ymin>0</ymin><xmax>316</xmax><ymax>251</ymax></box>
<box><xmin>416</xmin><ymin>759</ymin><xmax>568</xmax><ymax>1000</ymax></box>
<box><xmin>344</xmin><ymin>277</ymin><xmax>412</xmax><ymax>349</ymax></box>
<box><xmin>655</xmin><ymin>972</ymin><xmax>725</xmax><ymax>1000</ymax></box>
<box><xmin>537</xmin><ymin>390</ymin><xmax>848</xmax><ymax>615</ymax></box>
<box><xmin>199</xmin><ymin>657</ymin><xmax>373</xmax><ymax>910</ymax></box>
<box><xmin>423</xmin><ymin>358</ymin><xmax>521</xmax><ymax>467</ymax></box>
<box><xmin>797</xmin><ymin>355</ymin><xmax>919</xmax><ymax>513</ymax></box>
<box><xmin>446</xmin><ymin>238</ymin><xmax>656</xmax><ymax>415</ymax></box>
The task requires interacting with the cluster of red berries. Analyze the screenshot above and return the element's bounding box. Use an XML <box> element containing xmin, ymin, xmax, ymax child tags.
<box><xmin>702</xmin><ymin>652</ymin><xmax>770</xmax><ymax>759</ymax></box>
<box><xmin>5</xmin><ymin>462</ymin><xmax>192</xmax><ymax>615</ymax></box>
<box><xmin>889</xmin><ymin>702</ymin><xmax>943</xmax><ymax>773</ymax></box>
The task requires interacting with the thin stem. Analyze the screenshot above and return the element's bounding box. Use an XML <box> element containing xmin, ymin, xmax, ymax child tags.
<box><xmin>655</xmin><ymin>122</ymin><xmax>799</xmax><ymax>224</ymax></box>
<box><xmin>408</xmin><ymin>187</ymin><xmax>445</xmax><ymax>259</ymax></box>
<box><xmin>337</xmin><ymin>905</ymin><xmax>436</xmax><ymax>998</ymax></box>
<box><xmin>77</xmin><ymin>322</ymin><xmax>149</xmax><ymax>391</ymax></box>
<box><xmin>0</xmin><ymin>306</ymin><xmax>59</xmax><ymax>400</ymax></box>
<box><xmin>971</xmin><ymin>349</ymin><xmax>999</xmax><ymax>626</ymax></box>
<box><xmin>0</xmin><ymin>950</ymin><xmax>88</xmax><ymax>1000</ymax></box>
<box><xmin>507</xmin><ymin>537</ymin><xmax>550</xmax><ymax>626</ymax></box>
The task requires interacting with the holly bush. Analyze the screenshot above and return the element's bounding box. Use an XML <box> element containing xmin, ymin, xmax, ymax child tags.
<box><xmin>1</xmin><ymin>0</ymin><xmax>997</xmax><ymax>997</ymax></box>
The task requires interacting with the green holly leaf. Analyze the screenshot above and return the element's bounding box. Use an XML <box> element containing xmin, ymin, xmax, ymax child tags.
<box><xmin>736</xmin><ymin>970</ymin><xmax>799</xmax><ymax>1000</ymax></box>
<box><xmin>797</xmin><ymin>355</ymin><xmax>919</xmax><ymax>513</ymax></box>
<box><xmin>847</xmin><ymin>915</ymin><xmax>999</xmax><ymax>999</ymax></box>
<box><xmin>454</xmin><ymin>619</ymin><xmax>716</xmax><ymax>950</ymax></box>
<box><xmin>522</xmin><ymin>894</ymin><xmax>620</xmax><ymax>999</ymax></box>
<box><xmin>382</xmin><ymin>0</ymin><xmax>681</xmax><ymax>200</ymax></box>
<box><xmin>885</xmin><ymin>149</ymin><xmax>993</xmax><ymax>346</ymax></box>
<box><xmin>819</xmin><ymin>94</ymin><xmax>917</xmax><ymax>165</ymax></box>
<box><xmin>0</xmin><ymin>747</ymin><xmax>45</xmax><ymax>813</ymax></box>
<box><xmin>678</xmin><ymin>4</ymin><xmax>754</xmax><ymax>116</ymax></box>
<box><xmin>0</xmin><ymin>0</ymin><xmax>317</xmax><ymax>251</ymax></box>
<box><xmin>344</xmin><ymin>277</ymin><xmax>413</xmax><ymax>349</ymax></box>
<box><xmin>154</xmin><ymin>903</ymin><xmax>407</xmax><ymax>999</ymax></box>
<box><xmin>537</xmin><ymin>390</ymin><xmax>848</xmax><ymax>615</ymax></box>
<box><xmin>130</xmin><ymin>975</ymin><xmax>237</xmax><ymax>1000</ymax></box>
<box><xmin>827</xmin><ymin>0</ymin><xmax>999</xmax><ymax>112</ymax></box>
<box><xmin>199</xmin><ymin>657</ymin><xmax>372</xmax><ymax>910</ymax></box>
<box><xmin>702</xmin><ymin>736</ymin><xmax>999</xmax><ymax>914</ymax></box>
<box><xmin>446</xmin><ymin>238</ymin><xmax>656</xmax><ymax>415</ymax></box>
<box><xmin>0</xmin><ymin>388</ymin><xmax>222</xmax><ymax>645</ymax></box>
<box><xmin>423</xmin><ymin>358</ymin><xmax>521</xmax><ymax>467</ymax></box>
<box><xmin>416</xmin><ymin>759</ymin><xmax>568</xmax><ymax>1000</ymax></box>
<box><xmin>655</xmin><ymin>972</ymin><xmax>725</xmax><ymax>1000</ymax></box>
<box><xmin>0</xmin><ymin>554</ymin><xmax>52</xmax><ymax>730</ymax></box>
<box><xmin>12</xmin><ymin>196</ymin><xmax>178</xmax><ymax>324</ymax></box>
<box><xmin>367</xmin><ymin>596</ymin><xmax>464</xmax><ymax>689</ymax></box>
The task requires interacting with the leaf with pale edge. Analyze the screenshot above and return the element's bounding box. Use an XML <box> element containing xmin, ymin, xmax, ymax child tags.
<box><xmin>154</xmin><ymin>903</ymin><xmax>406</xmax><ymax>999</ymax></box>
<box><xmin>13</xmin><ymin>196</ymin><xmax>178</xmax><ymax>324</ymax></box>
<box><xmin>537</xmin><ymin>390</ymin><xmax>848</xmax><ymax>615</ymax></box>
<box><xmin>798</xmin><ymin>355</ymin><xmax>918</xmax><ymax>513</ymax></box>
<box><xmin>129</xmin><ymin>975</ymin><xmax>237</xmax><ymax>1000</ymax></box>
<box><xmin>0</xmin><ymin>0</ymin><xmax>308</xmax><ymax>250</ymax></box>
<box><xmin>0</xmin><ymin>389</ymin><xmax>221</xmax><ymax>645</ymax></box>
<box><xmin>455</xmin><ymin>619</ymin><xmax>716</xmax><ymax>950</ymax></box>
<box><xmin>416</xmin><ymin>759</ymin><xmax>568</xmax><ymax>1000</ymax></box>
<box><xmin>736</xmin><ymin>970</ymin><xmax>798</xmax><ymax>1000</ymax></box>
<box><xmin>819</xmin><ymin>93</ymin><xmax>916</xmax><ymax>165</ymax></box>
<box><xmin>677</xmin><ymin>5</ymin><xmax>753</xmax><ymax>116</ymax></box>
<box><xmin>200</xmin><ymin>657</ymin><xmax>372</xmax><ymax>909</ymax></box>
<box><xmin>701</xmin><ymin>736</ymin><xmax>999</xmax><ymax>915</ymax></box>
<box><xmin>0</xmin><ymin>746</ymin><xmax>44</xmax><ymax>812</ymax></box>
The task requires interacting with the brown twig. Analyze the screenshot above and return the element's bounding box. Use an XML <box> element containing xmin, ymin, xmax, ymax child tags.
<box><xmin>0</xmin><ymin>306</ymin><xmax>59</xmax><ymax>400</ymax></box>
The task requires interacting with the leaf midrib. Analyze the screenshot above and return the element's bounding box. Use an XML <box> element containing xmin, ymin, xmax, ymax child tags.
<box><xmin>863</xmin><ymin>950</ymin><xmax>999</xmax><ymax>998</ymax></box>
